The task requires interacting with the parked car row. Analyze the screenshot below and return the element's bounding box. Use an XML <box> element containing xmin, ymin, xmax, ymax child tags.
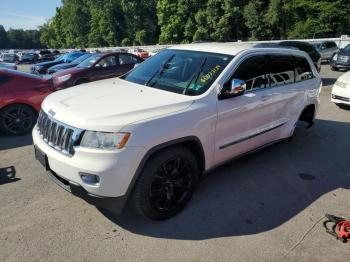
<box><xmin>0</xmin><ymin>49</ymin><xmax>60</xmax><ymax>64</ymax></box>
<box><xmin>0</xmin><ymin>51</ymin><xmax>143</xmax><ymax>135</ymax></box>
<box><xmin>4</xmin><ymin>39</ymin><xmax>350</xmax><ymax>220</ymax></box>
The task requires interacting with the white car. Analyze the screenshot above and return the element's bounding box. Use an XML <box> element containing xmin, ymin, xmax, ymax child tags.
<box><xmin>331</xmin><ymin>71</ymin><xmax>350</xmax><ymax>107</ymax></box>
<box><xmin>33</xmin><ymin>43</ymin><xmax>321</xmax><ymax>220</ymax></box>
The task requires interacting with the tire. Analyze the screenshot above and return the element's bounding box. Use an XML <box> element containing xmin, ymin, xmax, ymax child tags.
<box><xmin>75</xmin><ymin>79</ymin><xmax>89</xmax><ymax>86</ymax></box>
<box><xmin>132</xmin><ymin>146</ymin><xmax>199</xmax><ymax>220</ymax></box>
<box><xmin>0</xmin><ymin>104</ymin><xmax>37</xmax><ymax>136</ymax></box>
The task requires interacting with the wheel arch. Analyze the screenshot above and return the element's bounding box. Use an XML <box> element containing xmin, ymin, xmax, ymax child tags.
<box><xmin>299</xmin><ymin>104</ymin><xmax>316</xmax><ymax>126</ymax></box>
<box><xmin>0</xmin><ymin>102</ymin><xmax>38</xmax><ymax>115</ymax></box>
<box><xmin>124</xmin><ymin>136</ymin><xmax>206</xmax><ymax>198</ymax></box>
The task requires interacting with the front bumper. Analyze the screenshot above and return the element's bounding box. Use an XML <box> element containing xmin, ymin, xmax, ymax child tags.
<box><xmin>45</xmin><ymin>167</ymin><xmax>127</xmax><ymax>213</ymax></box>
<box><xmin>32</xmin><ymin>127</ymin><xmax>146</xmax><ymax>213</ymax></box>
<box><xmin>331</xmin><ymin>61</ymin><xmax>350</xmax><ymax>70</ymax></box>
<box><xmin>331</xmin><ymin>83</ymin><xmax>350</xmax><ymax>105</ymax></box>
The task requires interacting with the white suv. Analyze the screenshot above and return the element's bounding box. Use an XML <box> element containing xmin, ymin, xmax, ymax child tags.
<box><xmin>33</xmin><ymin>43</ymin><xmax>321</xmax><ymax>220</ymax></box>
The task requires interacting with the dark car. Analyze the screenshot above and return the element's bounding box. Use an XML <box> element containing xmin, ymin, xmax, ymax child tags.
<box><xmin>255</xmin><ymin>41</ymin><xmax>322</xmax><ymax>72</ymax></box>
<box><xmin>53</xmin><ymin>52</ymin><xmax>142</xmax><ymax>89</ymax></box>
<box><xmin>1</xmin><ymin>53</ymin><xmax>19</xmax><ymax>64</ymax></box>
<box><xmin>47</xmin><ymin>53</ymin><xmax>93</xmax><ymax>74</ymax></box>
<box><xmin>330</xmin><ymin>44</ymin><xmax>350</xmax><ymax>71</ymax></box>
<box><xmin>38</xmin><ymin>50</ymin><xmax>55</xmax><ymax>62</ymax></box>
<box><xmin>20</xmin><ymin>52</ymin><xmax>39</xmax><ymax>64</ymax></box>
<box><xmin>0</xmin><ymin>69</ymin><xmax>54</xmax><ymax>135</ymax></box>
<box><xmin>31</xmin><ymin>52</ymin><xmax>86</xmax><ymax>75</ymax></box>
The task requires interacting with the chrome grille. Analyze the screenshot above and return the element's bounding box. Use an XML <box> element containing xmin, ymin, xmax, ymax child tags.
<box><xmin>37</xmin><ymin>111</ymin><xmax>83</xmax><ymax>156</ymax></box>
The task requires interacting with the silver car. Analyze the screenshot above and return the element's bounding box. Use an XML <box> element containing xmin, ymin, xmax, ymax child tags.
<box><xmin>312</xmin><ymin>41</ymin><xmax>339</xmax><ymax>61</ymax></box>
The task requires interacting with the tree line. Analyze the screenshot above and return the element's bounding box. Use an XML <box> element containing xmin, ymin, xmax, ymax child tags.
<box><xmin>0</xmin><ymin>25</ymin><xmax>43</xmax><ymax>49</ymax></box>
<box><xmin>1</xmin><ymin>0</ymin><xmax>350</xmax><ymax>49</ymax></box>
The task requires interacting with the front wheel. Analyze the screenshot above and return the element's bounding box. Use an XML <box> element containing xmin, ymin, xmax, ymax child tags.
<box><xmin>0</xmin><ymin>104</ymin><xmax>37</xmax><ymax>136</ymax></box>
<box><xmin>132</xmin><ymin>146</ymin><xmax>199</xmax><ymax>220</ymax></box>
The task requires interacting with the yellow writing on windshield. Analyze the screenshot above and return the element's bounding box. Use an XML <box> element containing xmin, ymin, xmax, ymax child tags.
<box><xmin>200</xmin><ymin>65</ymin><xmax>221</xmax><ymax>84</ymax></box>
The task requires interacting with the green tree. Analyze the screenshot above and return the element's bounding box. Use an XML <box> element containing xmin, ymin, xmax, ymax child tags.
<box><xmin>0</xmin><ymin>25</ymin><xmax>8</xmax><ymax>48</ymax></box>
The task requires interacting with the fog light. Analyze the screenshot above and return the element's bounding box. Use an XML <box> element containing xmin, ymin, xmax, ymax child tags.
<box><xmin>79</xmin><ymin>172</ymin><xmax>100</xmax><ymax>185</ymax></box>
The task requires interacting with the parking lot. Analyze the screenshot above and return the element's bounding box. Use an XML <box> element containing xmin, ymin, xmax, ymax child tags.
<box><xmin>1</xmin><ymin>64</ymin><xmax>350</xmax><ymax>262</ymax></box>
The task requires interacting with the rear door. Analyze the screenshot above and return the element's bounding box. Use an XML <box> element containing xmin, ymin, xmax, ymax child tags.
<box><xmin>117</xmin><ymin>54</ymin><xmax>141</xmax><ymax>76</ymax></box>
<box><xmin>214</xmin><ymin>54</ymin><xmax>277</xmax><ymax>164</ymax></box>
<box><xmin>91</xmin><ymin>54</ymin><xmax>119</xmax><ymax>81</ymax></box>
<box><xmin>266</xmin><ymin>54</ymin><xmax>304</xmax><ymax>139</ymax></box>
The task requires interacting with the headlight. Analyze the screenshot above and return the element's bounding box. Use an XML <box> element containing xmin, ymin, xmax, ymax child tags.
<box><xmin>333</xmin><ymin>54</ymin><xmax>338</xmax><ymax>61</ymax></box>
<box><xmin>80</xmin><ymin>131</ymin><xmax>131</xmax><ymax>150</ymax></box>
<box><xmin>335</xmin><ymin>80</ymin><xmax>347</xmax><ymax>88</ymax></box>
<box><xmin>57</xmin><ymin>74</ymin><xmax>71</xmax><ymax>82</ymax></box>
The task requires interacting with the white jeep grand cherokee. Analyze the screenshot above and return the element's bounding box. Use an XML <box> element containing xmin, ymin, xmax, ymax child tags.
<box><xmin>33</xmin><ymin>43</ymin><xmax>321</xmax><ymax>220</ymax></box>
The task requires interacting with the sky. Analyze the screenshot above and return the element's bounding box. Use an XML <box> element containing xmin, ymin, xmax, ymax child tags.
<box><xmin>0</xmin><ymin>0</ymin><xmax>62</xmax><ymax>30</ymax></box>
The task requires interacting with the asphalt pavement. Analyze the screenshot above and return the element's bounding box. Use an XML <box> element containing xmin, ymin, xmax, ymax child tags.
<box><xmin>0</xmin><ymin>64</ymin><xmax>350</xmax><ymax>262</ymax></box>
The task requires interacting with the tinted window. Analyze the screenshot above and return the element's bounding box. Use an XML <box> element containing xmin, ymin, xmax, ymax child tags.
<box><xmin>325</xmin><ymin>42</ymin><xmax>336</xmax><ymax>48</ymax></box>
<box><xmin>295</xmin><ymin>56</ymin><xmax>314</xmax><ymax>82</ymax></box>
<box><xmin>96</xmin><ymin>55</ymin><xmax>117</xmax><ymax>67</ymax></box>
<box><xmin>232</xmin><ymin>55</ymin><xmax>267</xmax><ymax>91</ymax></box>
<box><xmin>119</xmin><ymin>54</ymin><xmax>140</xmax><ymax>65</ymax></box>
<box><xmin>268</xmin><ymin>55</ymin><xmax>295</xmax><ymax>87</ymax></box>
<box><xmin>0</xmin><ymin>75</ymin><xmax>11</xmax><ymax>85</ymax></box>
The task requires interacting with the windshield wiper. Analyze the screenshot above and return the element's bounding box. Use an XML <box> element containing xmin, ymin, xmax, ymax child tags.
<box><xmin>183</xmin><ymin>57</ymin><xmax>207</xmax><ymax>95</ymax></box>
<box><xmin>145</xmin><ymin>54</ymin><xmax>175</xmax><ymax>87</ymax></box>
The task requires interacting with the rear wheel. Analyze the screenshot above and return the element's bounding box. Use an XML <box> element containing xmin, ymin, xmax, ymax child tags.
<box><xmin>75</xmin><ymin>79</ymin><xmax>89</xmax><ymax>86</ymax></box>
<box><xmin>0</xmin><ymin>104</ymin><xmax>37</xmax><ymax>136</ymax></box>
<box><xmin>132</xmin><ymin>146</ymin><xmax>199</xmax><ymax>220</ymax></box>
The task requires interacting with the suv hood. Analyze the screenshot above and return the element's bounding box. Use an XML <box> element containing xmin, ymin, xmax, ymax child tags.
<box><xmin>42</xmin><ymin>78</ymin><xmax>195</xmax><ymax>132</ymax></box>
<box><xmin>337</xmin><ymin>71</ymin><xmax>350</xmax><ymax>83</ymax></box>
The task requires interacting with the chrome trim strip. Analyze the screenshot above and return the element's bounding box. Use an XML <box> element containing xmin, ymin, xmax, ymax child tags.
<box><xmin>219</xmin><ymin>121</ymin><xmax>287</xmax><ymax>150</ymax></box>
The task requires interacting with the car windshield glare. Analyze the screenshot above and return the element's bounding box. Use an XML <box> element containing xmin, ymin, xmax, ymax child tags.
<box><xmin>72</xmin><ymin>54</ymin><xmax>91</xmax><ymax>64</ymax></box>
<box><xmin>55</xmin><ymin>54</ymin><xmax>67</xmax><ymax>62</ymax></box>
<box><xmin>78</xmin><ymin>55</ymin><xmax>102</xmax><ymax>68</ymax></box>
<box><xmin>123</xmin><ymin>50</ymin><xmax>233</xmax><ymax>96</ymax></box>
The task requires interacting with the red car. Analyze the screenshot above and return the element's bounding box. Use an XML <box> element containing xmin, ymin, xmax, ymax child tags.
<box><xmin>129</xmin><ymin>48</ymin><xmax>149</xmax><ymax>59</ymax></box>
<box><xmin>52</xmin><ymin>52</ymin><xmax>142</xmax><ymax>89</ymax></box>
<box><xmin>0</xmin><ymin>69</ymin><xmax>54</xmax><ymax>135</ymax></box>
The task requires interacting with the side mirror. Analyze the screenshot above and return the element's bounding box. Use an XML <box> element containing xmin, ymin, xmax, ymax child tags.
<box><xmin>219</xmin><ymin>79</ymin><xmax>246</xmax><ymax>100</ymax></box>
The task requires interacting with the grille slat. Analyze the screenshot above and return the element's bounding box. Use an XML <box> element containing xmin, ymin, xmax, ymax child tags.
<box><xmin>36</xmin><ymin>111</ymin><xmax>82</xmax><ymax>157</ymax></box>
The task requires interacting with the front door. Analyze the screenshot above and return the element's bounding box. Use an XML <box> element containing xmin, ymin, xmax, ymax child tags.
<box><xmin>214</xmin><ymin>55</ymin><xmax>277</xmax><ymax>165</ymax></box>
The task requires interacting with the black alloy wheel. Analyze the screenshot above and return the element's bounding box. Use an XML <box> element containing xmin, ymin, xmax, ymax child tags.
<box><xmin>0</xmin><ymin>104</ymin><xmax>37</xmax><ymax>136</ymax></box>
<box><xmin>133</xmin><ymin>146</ymin><xmax>199</xmax><ymax>220</ymax></box>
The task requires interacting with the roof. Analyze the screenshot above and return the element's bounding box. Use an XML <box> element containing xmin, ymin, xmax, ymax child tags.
<box><xmin>169</xmin><ymin>42</ymin><xmax>254</xmax><ymax>56</ymax></box>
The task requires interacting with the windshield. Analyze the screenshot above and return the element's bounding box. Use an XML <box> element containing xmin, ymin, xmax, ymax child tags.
<box><xmin>71</xmin><ymin>53</ymin><xmax>92</xmax><ymax>64</ymax></box>
<box><xmin>123</xmin><ymin>50</ymin><xmax>233</xmax><ymax>96</ymax></box>
<box><xmin>77</xmin><ymin>54</ymin><xmax>102</xmax><ymax>68</ymax></box>
<box><xmin>55</xmin><ymin>54</ymin><xmax>67</xmax><ymax>62</ymax></box>
<box><xmin>3</xmin><ymin>54</ymin><xmax>15</xmax><ymax>59</ymax></box>
<box><xmin>344</xmin><ymin>44</ymin><xmax>350</xmax><ymax>51</ymax></box>
<box><xmin>312</xmin><ymin>43</ymin><xmax>321</xmax><ymax>50</ymax></box>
